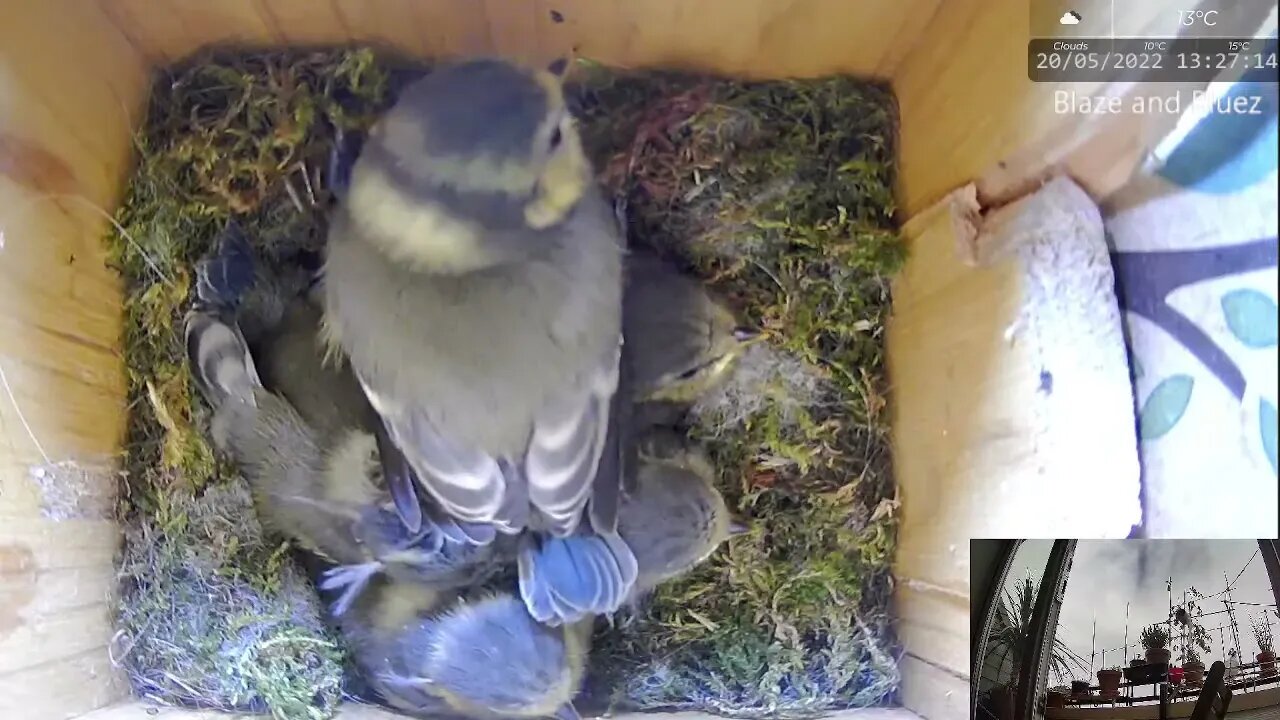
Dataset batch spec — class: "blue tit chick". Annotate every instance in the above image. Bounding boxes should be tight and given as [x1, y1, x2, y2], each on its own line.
[623, 249, 760, 407]
[322, 58, 636, 625]
[332, 578, 589, 720]
[185, 303, 504, 617]
[617, 428, 748, 596]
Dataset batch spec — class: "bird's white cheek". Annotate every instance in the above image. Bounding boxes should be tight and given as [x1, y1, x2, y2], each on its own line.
[349, 166, 488, 272]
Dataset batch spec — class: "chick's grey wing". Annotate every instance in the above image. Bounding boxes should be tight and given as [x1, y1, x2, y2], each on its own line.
[525, 342, 621, 537]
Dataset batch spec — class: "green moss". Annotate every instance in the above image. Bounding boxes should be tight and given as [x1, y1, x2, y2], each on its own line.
[109, 48, 393, 718]
[572, 67, 903, 715]
[107, 48, 901, 719]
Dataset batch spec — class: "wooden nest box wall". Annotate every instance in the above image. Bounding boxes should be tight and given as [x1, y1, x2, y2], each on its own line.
[0, 1, 1211, 718]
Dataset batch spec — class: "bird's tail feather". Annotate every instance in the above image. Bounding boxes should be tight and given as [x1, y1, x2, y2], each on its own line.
[194, 219, 320, 345]
[184, 310, 262, 410]
[195, 220, 257, 310]
[517, 532, 638, 626]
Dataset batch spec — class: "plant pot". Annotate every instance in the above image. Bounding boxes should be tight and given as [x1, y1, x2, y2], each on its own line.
[1184, 661, 1205, 687]
[1047, 690, 1068, 708]
[990, 684, 1016, 720]
[1071, 680, 1091, 700]
[1146, 647, 1171, 664]
[1125, 662, 1166, 684]
[1259, 651, 1277, 677]
[1131, 658, 1146, 666]
[1097, 669, 1123, 698]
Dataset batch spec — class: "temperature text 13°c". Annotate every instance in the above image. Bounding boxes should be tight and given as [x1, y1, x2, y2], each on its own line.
[1178, 10, 1219, 26]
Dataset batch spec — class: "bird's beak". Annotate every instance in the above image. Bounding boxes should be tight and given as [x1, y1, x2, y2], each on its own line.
[732, 326, 764, 344]
[547, 57, 569, 78]
[552, 702, 582, 720]
[728, 518, 752, 536]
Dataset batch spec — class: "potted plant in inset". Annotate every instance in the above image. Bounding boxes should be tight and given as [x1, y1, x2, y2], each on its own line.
[1140, 623, 1172, 665]
[988, 685, 1015, 720]
[1174, 597, 1212, 688]
[1047, 686, 1070, 708]
[1254, 617, 1276, 677]
[985, 576, 1088, 705]
[1183, 646, 1205, 687]
[1097, 667, 1122, 698]
[1126, 653, 1157, 681]
[1070, 679, 1091, 700]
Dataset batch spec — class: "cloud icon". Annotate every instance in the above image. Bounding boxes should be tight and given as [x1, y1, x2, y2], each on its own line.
[1059, 11, 1082, 25]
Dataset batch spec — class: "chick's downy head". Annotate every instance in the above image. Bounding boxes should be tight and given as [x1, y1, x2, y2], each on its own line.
[410, 593, 585, 719]
[618, 432, 743, 592]
[624, 254, 760, 404]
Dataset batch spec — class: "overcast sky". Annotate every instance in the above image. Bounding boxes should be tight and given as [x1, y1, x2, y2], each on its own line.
[1003, 540, 1277, 678]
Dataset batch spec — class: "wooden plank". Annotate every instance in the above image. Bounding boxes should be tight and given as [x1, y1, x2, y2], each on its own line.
[0, 3, 147, 203]
[76, 702, 410, 720]
[79, 699, 928, 719]
[0, 646, 126, 720]
[7, 565, 117, 620]
[536, 0, 923, 77]
[0, 519, 119, 571]
[99, 0, 280, 61]
[896, 584, 969, 680]
[0, 347, 125, 470]
[0, 602, 116, 675]
[0, 1, 142, 510]
[406, 0, 495, 59]
[113, 0, 942, 74]
[98, 1, 195, 66]
[323, 0, 439, 57]
[899, 655, 968, 720]
[888, 190, 1032, 550]
[482, 0, 541, 62]
[257, 0, 350, 48]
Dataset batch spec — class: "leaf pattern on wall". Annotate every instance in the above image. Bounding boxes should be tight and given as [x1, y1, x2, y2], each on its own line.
[1261, 397, 1278, 475]
[1221, 288, 1279, 349]
[1139, 375, 1195, 441]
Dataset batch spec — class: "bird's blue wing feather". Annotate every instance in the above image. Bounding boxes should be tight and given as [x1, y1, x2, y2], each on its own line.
[517, 532, 638, 625]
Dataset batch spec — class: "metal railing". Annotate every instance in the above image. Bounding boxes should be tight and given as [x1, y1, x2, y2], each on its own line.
[1059, 658, 1280, 706]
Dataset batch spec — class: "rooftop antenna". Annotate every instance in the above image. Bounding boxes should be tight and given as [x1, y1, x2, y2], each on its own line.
[1124, 602, 1130, 667]
[1091, 616, 1098, 675]
[1224, 571, 1243, 655]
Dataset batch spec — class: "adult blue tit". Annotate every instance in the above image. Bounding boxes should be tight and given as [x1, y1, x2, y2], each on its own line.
[333, 580, 589, 720]
[322, 58, 635, 624]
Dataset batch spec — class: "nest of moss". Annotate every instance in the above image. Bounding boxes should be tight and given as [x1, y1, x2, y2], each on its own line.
[107, 47, 903, 719]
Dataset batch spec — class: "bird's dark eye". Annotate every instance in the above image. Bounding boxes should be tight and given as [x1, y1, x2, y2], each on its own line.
[549, 127, 563, 149]
[677, 365, 702, 381]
